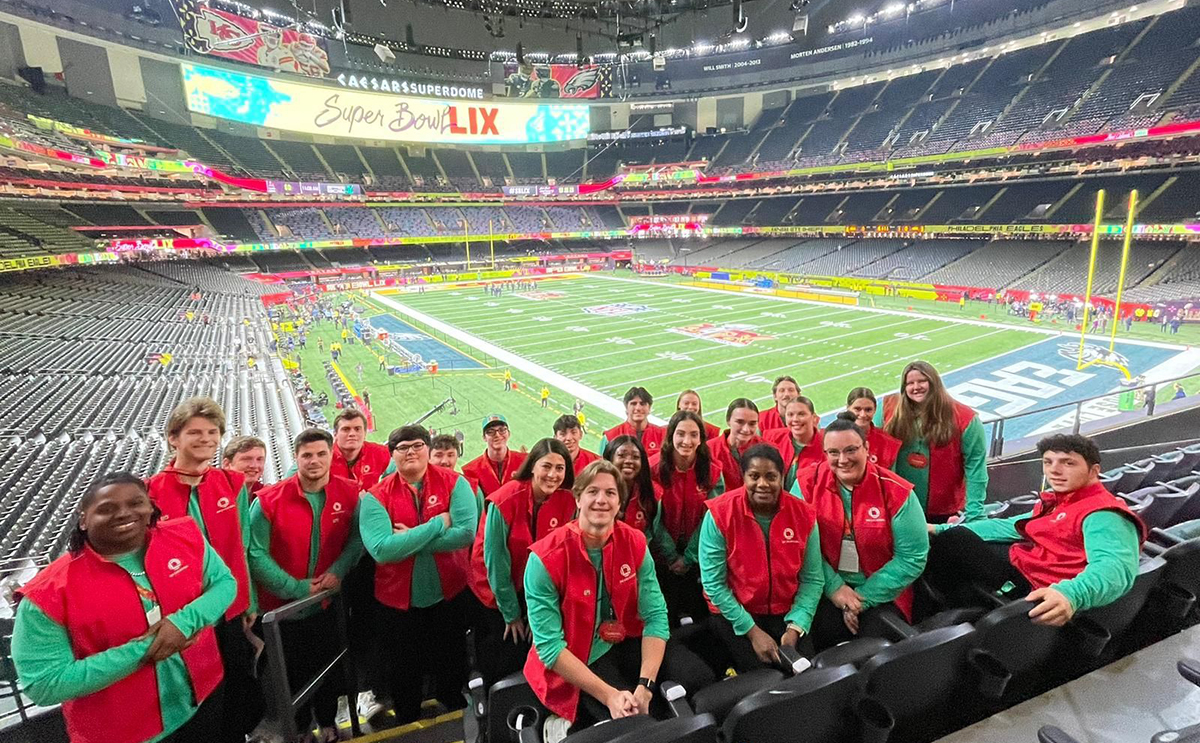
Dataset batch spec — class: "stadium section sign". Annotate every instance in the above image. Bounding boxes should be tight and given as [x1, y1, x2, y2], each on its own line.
[182, 64, 589, 145]
[175, 1, 330, 78]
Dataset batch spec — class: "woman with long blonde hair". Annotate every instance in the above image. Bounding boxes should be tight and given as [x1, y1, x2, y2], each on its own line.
[882, 361, 988, 525]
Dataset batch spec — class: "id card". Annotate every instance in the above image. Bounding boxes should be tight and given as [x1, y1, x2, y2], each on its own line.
[145, 604, 162, 625]
[839, 537, 860, 574]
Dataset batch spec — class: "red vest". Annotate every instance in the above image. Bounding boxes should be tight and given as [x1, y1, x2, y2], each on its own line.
[524, 521, 647, 722]
[757, 406, 786, 433]
[572, 448, 601, 476]
[248, 480, 265, 499]
[147, 466, 250, 620]
[462, 449, 528, 497]
[254, 474, 361, 611]
[703, 421, 722, 442]
[1010, 481, 1146, 590]
[468, 479, 576, 609]
[797, 462, 916, 619]
[707, 431, 763, 492]
[603, 421, 666, 455]
[763, 427, 824, 478]
[331, 441, 391, 490]
[621, 479, 663, 534]
[17, 519, 224, 743]
[706, 487, 817, 617]
[866, 425, 902, 470]
[369, 465, 470, 610]
[650, 453, 721, 548]
[882, 396, 977, 516]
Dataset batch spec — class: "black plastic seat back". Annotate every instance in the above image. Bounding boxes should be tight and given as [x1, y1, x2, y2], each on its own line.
[1166, 483, 1200, 526]
[973, 599, 1062, 697]
[1077, 556, 1165, 640]
[566, 714, 719, 743]
[811, 637, 891, 669]
[488, 672, 544, 743]
[722, 664, 860, 743]
[564, 716, 656, 743]
[1133, 487, 1193, 530]
[1112, 459, 1155, 495]
[1158, 446, 1200, 482]
[859, 624, 976, 738]
[691, 668, 783, 724]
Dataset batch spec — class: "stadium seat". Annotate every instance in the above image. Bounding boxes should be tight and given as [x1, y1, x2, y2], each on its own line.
[564, 714, 719, 743]
[1062, 556, 1167, 665]
[485, 673, 546, 743]
[811, 637, 893, 669]
[671, 669, 785, 724]
[858, 623, 978, 740]
[970, 600, 1063, 702]
[1105, 458, 1157, 495]
[721, 664, 872, 743]
[1152, 444, 1200, 482]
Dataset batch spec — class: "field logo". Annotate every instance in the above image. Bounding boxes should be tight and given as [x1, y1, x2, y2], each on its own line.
[583, 302, 650, 316]
[517, 291, 567, 301]
[1058, 343, 1130, 369]
[669, 323, 775, 347]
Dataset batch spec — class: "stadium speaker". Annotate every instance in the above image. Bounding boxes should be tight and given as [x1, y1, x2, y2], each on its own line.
[576, 33, 583, 66]
[405, 23, 415, 46]
[733, 0, 748, 33]
[648, 32, 657, 55]
[18, 66, 45, 94]
[374, 43, 396, 62]
[516, 41, 525, 66]
[652, 55, 666, 71]
[793, 14, 809, 33]
[342, 0, 352, 24]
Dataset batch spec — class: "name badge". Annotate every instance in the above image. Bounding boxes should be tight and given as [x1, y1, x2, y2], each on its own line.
[146, 604, 162, 625]
[839, 537, 860, 574]
[598, 620, 626, 644]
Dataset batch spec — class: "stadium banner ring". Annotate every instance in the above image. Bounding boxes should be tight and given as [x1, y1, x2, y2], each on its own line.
[181, 63, 589, 145]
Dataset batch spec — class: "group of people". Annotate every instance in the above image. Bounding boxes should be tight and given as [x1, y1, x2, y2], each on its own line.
[11, 359, 1147, 743]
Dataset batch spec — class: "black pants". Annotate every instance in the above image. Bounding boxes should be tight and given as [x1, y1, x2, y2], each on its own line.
[710, 613, 815, 673]
[655, 563, 707, 626]
[926, 527, 1032, 607]
[467, 596, 530, 690]
[214, 617, 261, 742]
[574, 637, 715, 731]
[809, 598, 907, 652]
[343, 555, 383, 694]
[162, 683, 224, 743]
[278, 608, 344, 731]
[377, 590, 470, 724]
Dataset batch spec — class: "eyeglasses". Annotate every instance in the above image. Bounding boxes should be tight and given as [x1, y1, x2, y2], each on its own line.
[484, 426, 509, 437]
[394, 441, 427, 455]
[824, 445, 862, 459]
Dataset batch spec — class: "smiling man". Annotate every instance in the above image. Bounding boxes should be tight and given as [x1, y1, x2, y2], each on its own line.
[223, 435, 268, 497]
[331, 408, 393, 490]
[926, 433, 1145, 626]
[463, 414, 527, 497]
[554, 414, 600, 475]
[601, 387, 666, 455]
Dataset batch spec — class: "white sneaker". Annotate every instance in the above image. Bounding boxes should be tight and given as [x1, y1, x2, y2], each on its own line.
[334, 696, 351, 727]
[543, 714, 571, 743]
[357, 690, 385, 720]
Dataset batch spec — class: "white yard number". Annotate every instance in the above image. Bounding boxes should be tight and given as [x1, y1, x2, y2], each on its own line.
[637, 293, 653, 298]
[713, 304, 734, 310]
[671, 298, 691, 304]
[506, 309, 523, 314]
[467, 296, 479, 302]
[894, 332, 931, 341]
[606, 336, 635, 345]
[485, 302, 499, 307]
[656, 351, 693, 362]
[820, 321, 852, 329]
[533, 315, 553, 323]
[761, 312, 786, 319]
[566, 325, 591, 333]
[727, 371, 772, 384]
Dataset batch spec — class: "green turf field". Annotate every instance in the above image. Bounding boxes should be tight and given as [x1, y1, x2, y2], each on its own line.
[287, 272, 1197, 461]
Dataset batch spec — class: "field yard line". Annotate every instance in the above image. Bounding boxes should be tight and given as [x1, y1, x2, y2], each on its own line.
[370, 292, 668, 425]
[597, 312, 940, 387]
[593, 274, 1190, 351]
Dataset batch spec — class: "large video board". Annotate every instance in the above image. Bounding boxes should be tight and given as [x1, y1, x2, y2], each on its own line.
[182, 63, 589, 145]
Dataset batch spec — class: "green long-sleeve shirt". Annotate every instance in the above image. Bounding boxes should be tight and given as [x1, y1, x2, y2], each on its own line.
[949, 510, 1140, 613]
[483, 495, 571, 624]
[649, 474, 726, 567]
[248, 489, 364, 618]
[186, 482, 258, 616]
[358, 474, 477, 609]
[525, 545, 669, 669]
[790, 480, 929, 610]
[13, 541, 235, 742]
[698, 512, 823, 634]
[892, 417, 988, 523]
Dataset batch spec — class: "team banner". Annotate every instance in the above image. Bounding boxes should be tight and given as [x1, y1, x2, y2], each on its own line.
[175, 1, 330, 78]
[182, 64, 589, 145]
[504, 64, 614, 99]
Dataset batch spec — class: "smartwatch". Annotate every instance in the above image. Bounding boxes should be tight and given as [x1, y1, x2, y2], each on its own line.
[637, 677, 656, 692]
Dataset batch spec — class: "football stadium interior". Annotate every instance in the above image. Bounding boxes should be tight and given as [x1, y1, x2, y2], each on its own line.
[2, 0, 1200, 741]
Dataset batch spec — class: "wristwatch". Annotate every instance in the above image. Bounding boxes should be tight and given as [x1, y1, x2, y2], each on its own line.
[637, 677, 656, 692]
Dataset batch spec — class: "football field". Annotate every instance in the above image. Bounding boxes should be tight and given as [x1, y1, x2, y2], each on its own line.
[312, 273, 1200, 460]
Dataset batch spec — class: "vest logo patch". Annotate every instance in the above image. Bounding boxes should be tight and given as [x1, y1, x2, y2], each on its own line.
[549, 518, 559, 528]
[867, 506, 883, 520]
[216, 496, 235, 513]
[427, 495, 439, 506]
[362, 464, 372, 474]
[619, 563, 635, 583]
[783, 527, 795, 540]
[333, 501, 344, 512]
[1054, 512, 1067, 521]
[167, 557, 189, 577]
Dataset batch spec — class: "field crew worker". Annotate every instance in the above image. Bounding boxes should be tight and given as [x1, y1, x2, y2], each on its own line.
[846, 387, 901, 470]
[463, 414, 528, 497]
[708, 398, 764, 492]
[14, 473, 235, 743]
[601, 387, 666, 455]
[248, 429, 363, 739]
[146, 397, 258, 743]
[330, 408, 392, 490]
[925, 434, 1144, 626]
[222, 436, 268, 499]
[793, 413, 928, 651]
[604, 434, 662, 534]
[524, 460, 714, 734]
[756, 375, 801, 434]
[554, 414, 600, 475]
[649, 411, 724, 623]
[762, 396, 824, 491]
[882, 361, 988, 525]
[361, 424, 478, 723]
[700, 445, 823, 671]
[468, 439, 575, 688]
[675, 389, 721, 441]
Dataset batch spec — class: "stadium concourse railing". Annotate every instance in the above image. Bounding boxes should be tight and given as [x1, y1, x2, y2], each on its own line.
[981, 371, 1200, 458]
